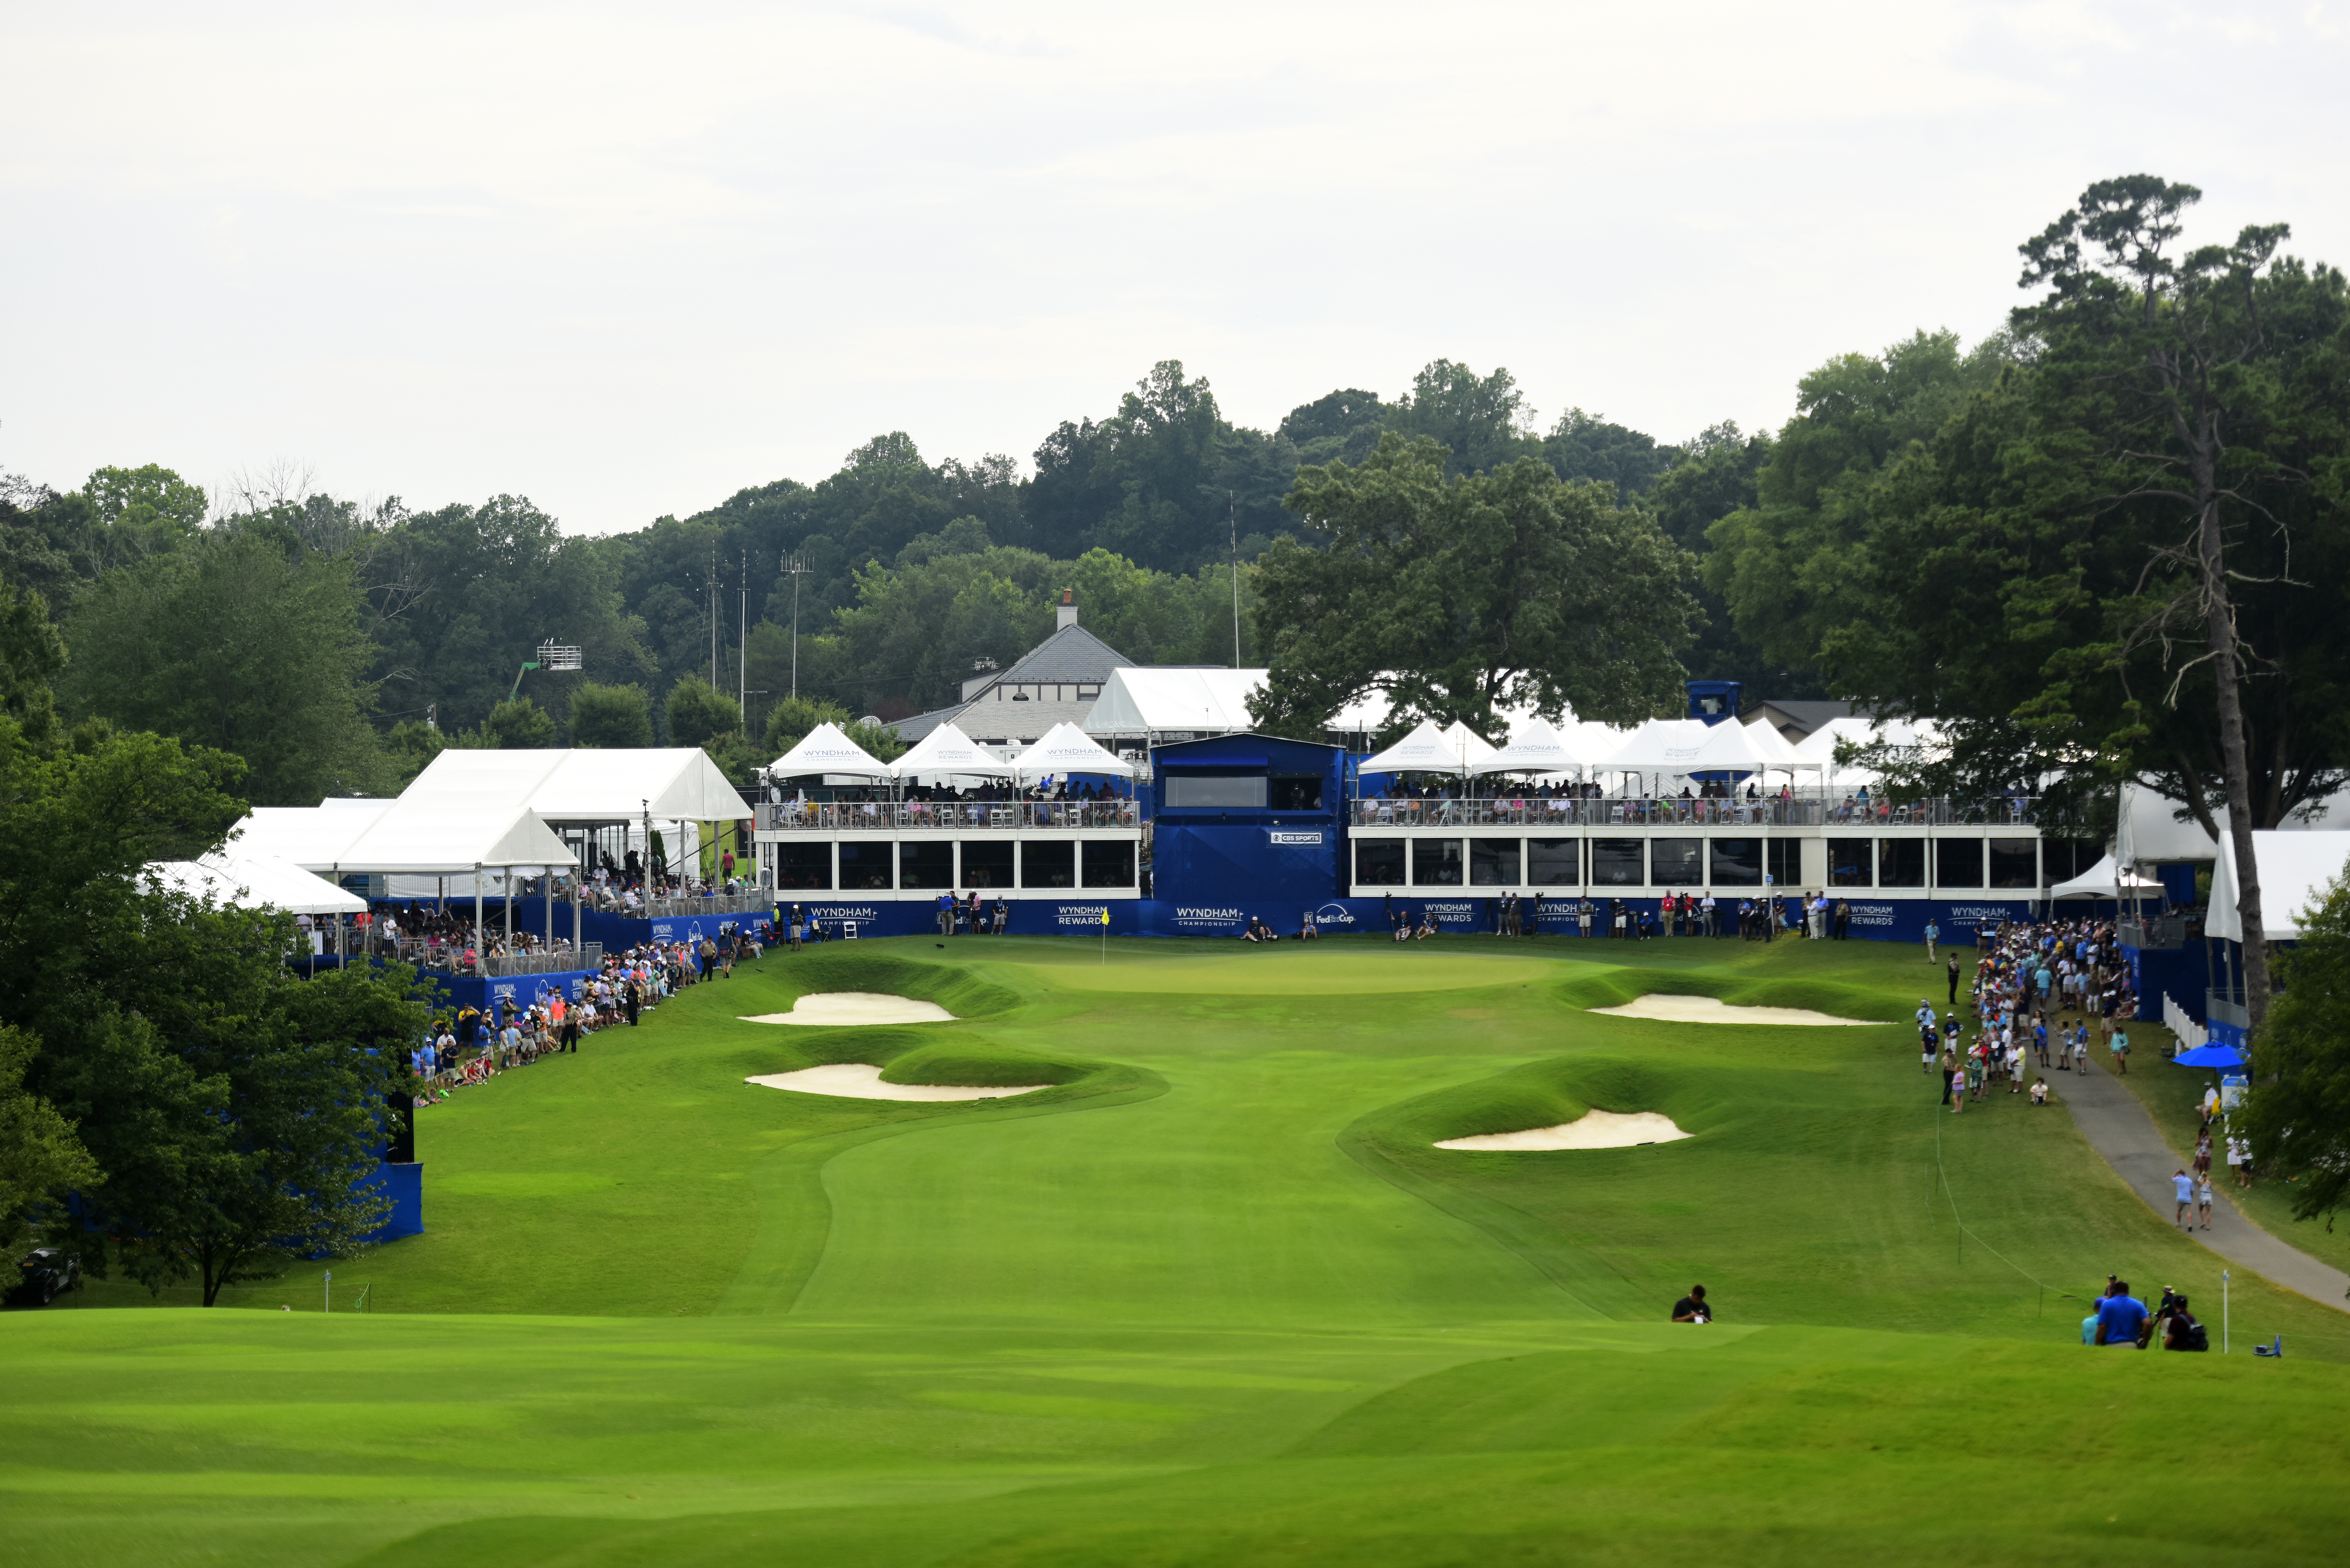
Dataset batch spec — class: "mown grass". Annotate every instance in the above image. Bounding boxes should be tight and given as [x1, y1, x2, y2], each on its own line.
[10, 931, 2349, 1565]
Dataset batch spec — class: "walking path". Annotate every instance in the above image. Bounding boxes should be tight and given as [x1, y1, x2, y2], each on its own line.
[2058, 1054, 2350, 1314]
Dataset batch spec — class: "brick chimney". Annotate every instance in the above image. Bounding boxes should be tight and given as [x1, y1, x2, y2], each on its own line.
[1056, 588, 1078, 630]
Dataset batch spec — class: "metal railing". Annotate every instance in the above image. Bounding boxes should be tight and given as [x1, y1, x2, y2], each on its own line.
[638, 892, 769, 918]
[2206, 987, 2249, 1030]
[480, 945, 602, 977]
[2119, 917, 2189, 950]
[1346, 795, 2046, 829]
[757, 801, 1141, 832]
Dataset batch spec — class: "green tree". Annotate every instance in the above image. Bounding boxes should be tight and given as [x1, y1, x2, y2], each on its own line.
[1702, 330, 2011, 672]
[1641, 424, 1810, 693]
[0, 1025, 100, 1259]
[56, 528, 387, 804]
[570, 681, 653, 748]
[0, 572, 65, 742]
[84, 464, 210, 564]
[485, 696, 557, 749]
[1387, 360, 1540, 478]
[0, 708, 422, 1302]
[2242, 868, 2350, 1226]
[1541, 410, 1678, 496]
[762, 694, 852, 753]
[664, 675, 741, 751]
[1252, 434, 1700, 737]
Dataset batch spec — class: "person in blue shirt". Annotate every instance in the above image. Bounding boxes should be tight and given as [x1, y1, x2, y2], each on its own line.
[2094, 1279, 2150, 1346]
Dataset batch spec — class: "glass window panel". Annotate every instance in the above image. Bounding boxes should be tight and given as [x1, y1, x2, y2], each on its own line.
[1878, 838, 1926, 888]
[1081, 840, 1136, 887]
[1020, 840, 1076, 888]
[1355, 839, 1405, 886]
[1769, 839, 1799, 890]
[1651, 838, 1703, 886]
[1989, 838, 2038, 888]
[1709, 838, 1763, 886]
[898, 840, 954, 889]
[1591, 838, 1645, 886]
[1935, 838, 1984, 888]
[1470, 838, 1521, 886]
[838, 841, 894, 891]
[1526, 838, 1580, 886]
[1412, 838, 1465, 886]
[1164, 774, 1267, 808]
[1827, 838, 1873, 887]
[960, 840, 1014, 889]
[773, 842, 831, 891]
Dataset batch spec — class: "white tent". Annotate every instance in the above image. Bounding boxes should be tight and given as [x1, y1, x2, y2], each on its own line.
[1082, 668, 1264, 735]
[770, 722, 893, 779]
[1081, 667, 1395, 740]
[1359, 719, 1474, 776]
[1012, 722, 1136, 782]
[2050, 854, 2166, 901]
[889, 722, 1017, 780]
[400, 747, 744, 825]
[1594, 718, 1718, 774]
[1472, 716, 1587, 777]
[316, 801, 576, 876]
[230, 802, 389, 865]
[144, 852, 367, 915]
[1440, 721, 1499, 767]
[2209, 831, 2350, 943]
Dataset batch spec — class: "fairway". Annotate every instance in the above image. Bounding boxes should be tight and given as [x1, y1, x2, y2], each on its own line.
[9, 935, 2350, 1565]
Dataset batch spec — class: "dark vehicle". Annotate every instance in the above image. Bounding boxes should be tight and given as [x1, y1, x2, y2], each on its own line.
[9, 1247, 80, 1306]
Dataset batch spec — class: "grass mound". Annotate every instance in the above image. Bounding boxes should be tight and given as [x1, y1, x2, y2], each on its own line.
[761, 946, 1022, 1018]
[1556, 962, 1899, 1022]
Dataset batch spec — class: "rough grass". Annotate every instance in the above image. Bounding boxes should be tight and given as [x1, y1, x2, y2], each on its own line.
[12, 932, 2350, 1566]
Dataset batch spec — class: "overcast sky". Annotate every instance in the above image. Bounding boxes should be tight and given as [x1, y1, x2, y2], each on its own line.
[4, 1, 2346, 534]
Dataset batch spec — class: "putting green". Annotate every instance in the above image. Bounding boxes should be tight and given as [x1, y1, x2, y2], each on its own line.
[9, 936, 2350, 1565]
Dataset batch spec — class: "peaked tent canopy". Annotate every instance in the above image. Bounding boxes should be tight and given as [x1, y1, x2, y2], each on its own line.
[1080, 667, 1394, 740]
[2208, 831, 2350, 944]
[1472, 716, 1587, 776]
[1012, 723, 1136, 781]
[890, 723, 1017, 780]
[1440, 721, 1500, 767]
[1359, 719, 1475, 776]
[400, 747, 744, 825]
[144, 852, 368, 915]
[313, 802, 576, 876]
[2050, 855, 2166, 900]
[770, 723, 893, 780]
[229, 802, 390, 866]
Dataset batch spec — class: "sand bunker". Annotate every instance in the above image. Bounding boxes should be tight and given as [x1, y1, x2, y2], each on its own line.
[739, 992, 956, 1026]
[1437, 1109, 1693, 1152]
[744, 1063, 1048, 1102]
[1591, 993, 1882, 1027]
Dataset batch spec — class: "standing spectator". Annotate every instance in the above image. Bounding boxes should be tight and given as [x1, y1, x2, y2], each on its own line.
[2172, 1169, 2196, 1229]
[1924, 918, 1940, 962]
[2195, 1172, 2215, 1230]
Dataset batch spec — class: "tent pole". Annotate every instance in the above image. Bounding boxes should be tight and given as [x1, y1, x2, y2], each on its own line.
[572, 867, 581, 955]
[504, 872, 513, 951]
[474, 865, 484, 973]
[546, 865, 554, 950]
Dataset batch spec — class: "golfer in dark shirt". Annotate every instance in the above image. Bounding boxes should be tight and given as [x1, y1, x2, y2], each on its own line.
[1672, 1285, 1712, 1322]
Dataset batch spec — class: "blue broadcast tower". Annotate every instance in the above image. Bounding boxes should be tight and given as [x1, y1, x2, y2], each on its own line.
[1685, 680, 1744, 726]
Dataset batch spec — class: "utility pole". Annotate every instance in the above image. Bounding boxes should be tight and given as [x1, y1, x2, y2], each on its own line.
[1229, 490, 1240, 667]
[738, 549, 749, 727]
[708, 554, 719, 690]
[781, 553, 812, 699]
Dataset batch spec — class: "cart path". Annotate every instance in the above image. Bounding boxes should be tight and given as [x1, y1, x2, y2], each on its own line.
[2058, 1053, 2350, 1313]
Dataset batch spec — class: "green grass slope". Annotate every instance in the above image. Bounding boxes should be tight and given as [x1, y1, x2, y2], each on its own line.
[9, 933, 2349, 1566]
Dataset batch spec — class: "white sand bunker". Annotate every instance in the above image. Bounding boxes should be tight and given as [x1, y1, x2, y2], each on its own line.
[744, 1063, 1049, 1102]
[1437, 1109, 1693, 1152]
[739, 992, 956, 1026]
[1591, 993, 1882, 1027]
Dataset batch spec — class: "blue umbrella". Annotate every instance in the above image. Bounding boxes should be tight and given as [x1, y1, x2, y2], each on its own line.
[2173, 1044, 2246, 1069]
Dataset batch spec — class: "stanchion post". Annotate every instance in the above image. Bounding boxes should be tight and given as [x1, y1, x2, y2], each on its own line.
[323, 1269, 331, 1313]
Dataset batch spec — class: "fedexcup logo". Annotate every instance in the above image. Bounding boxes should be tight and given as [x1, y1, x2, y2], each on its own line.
[1313, 903, 1356, 925]
[1269, 830, 1324, 845]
